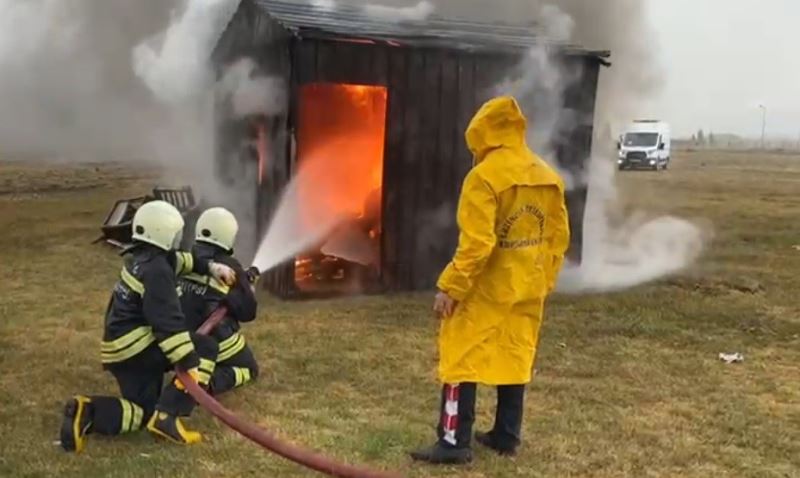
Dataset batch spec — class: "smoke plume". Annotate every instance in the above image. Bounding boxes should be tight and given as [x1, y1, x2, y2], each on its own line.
[133, 0, 241, 104]
[0, 0, 173, 160]
[492, 3, 580, 188]
[557, 158, 707, 293]
[220, 58, 287, 119]
[488, 0, 706, 293]
[0, 0, 286, 261]
[360, 0, 704, 292]
[0, 0, 706, 290]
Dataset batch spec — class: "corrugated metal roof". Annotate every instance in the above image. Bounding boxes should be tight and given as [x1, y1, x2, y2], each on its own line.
[253, 0, 608, 56]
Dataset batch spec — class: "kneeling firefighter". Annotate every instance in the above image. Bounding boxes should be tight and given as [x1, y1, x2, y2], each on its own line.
[411, 97, 571, 464]
[60, 201, 237, 453]
[177, 207, 260, 398]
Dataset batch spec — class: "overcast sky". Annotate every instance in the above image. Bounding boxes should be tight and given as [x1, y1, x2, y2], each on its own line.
[364, 0, 800, 139]
[646, 0, 800, 139]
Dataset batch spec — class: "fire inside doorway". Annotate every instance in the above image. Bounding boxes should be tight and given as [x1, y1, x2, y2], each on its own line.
[293, 84, 387, 294]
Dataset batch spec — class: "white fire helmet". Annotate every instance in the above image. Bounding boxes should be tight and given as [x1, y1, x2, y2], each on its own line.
[195, 207, 239, 252]
[132, 200, 185, 251]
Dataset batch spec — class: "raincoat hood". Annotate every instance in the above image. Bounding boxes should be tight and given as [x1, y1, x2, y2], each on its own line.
[465, 96, 527, 164]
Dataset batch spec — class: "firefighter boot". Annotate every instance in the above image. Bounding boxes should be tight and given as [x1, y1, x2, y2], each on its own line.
[60, 396, 93, 453]
[146, 411, 202, 444]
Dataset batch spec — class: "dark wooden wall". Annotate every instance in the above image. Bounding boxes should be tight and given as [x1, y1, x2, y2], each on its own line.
[288, 40, 514, 291]
[380, 48, 520, 291]
[213, 2, 604, 297]
[556, 57, 601, 263]
[211, 3, 294, 295]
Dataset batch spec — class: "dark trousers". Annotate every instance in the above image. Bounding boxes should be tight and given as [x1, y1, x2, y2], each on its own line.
[436, 383, 525, 450]
[171, 344, 260, 417]
[209, 344, 259, 396]
[90, 334, 218, 435]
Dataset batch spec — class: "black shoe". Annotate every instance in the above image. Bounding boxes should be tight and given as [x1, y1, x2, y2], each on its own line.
[475, 431, 517, 456]
[60, 396, 93, 453]
[410, 442, 473, 465]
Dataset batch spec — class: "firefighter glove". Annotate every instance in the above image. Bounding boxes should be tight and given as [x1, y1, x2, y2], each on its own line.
[174, 367, 201, 392]
[209, 261, 236, 286]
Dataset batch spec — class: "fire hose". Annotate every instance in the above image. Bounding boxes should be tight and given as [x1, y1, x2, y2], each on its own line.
[175, 270, 403, 478]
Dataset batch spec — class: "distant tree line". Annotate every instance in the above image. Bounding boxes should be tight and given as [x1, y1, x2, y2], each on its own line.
[678, 129, 800, 152]
[691, 129, 717, 146]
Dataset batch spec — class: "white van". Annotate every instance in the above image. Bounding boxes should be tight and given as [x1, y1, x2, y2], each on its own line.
[617, 120, 671, 171]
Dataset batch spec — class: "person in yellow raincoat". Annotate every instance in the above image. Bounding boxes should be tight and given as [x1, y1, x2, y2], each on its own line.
[411, 96, 570, 465]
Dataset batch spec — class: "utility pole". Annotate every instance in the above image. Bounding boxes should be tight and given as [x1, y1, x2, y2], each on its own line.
[758, 104, 767, 150]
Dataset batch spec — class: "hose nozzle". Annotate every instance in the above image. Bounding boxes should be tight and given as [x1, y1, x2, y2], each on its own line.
[246, 266, 261, 285]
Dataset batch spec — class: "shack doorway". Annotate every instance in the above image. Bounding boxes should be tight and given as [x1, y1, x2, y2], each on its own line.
[293, 83, 388, 295]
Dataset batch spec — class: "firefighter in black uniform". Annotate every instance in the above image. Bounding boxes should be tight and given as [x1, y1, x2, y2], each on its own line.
[177, 207, 260, 397]
[59, 200, 237, 453]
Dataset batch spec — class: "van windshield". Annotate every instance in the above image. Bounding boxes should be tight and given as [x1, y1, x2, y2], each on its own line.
[624, 133, 659, 147]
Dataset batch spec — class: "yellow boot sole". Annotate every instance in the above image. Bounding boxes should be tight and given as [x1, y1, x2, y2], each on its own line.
[60, 396, 92, 453]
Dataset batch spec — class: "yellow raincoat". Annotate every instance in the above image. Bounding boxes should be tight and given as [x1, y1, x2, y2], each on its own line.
[437, 96, 570, 386]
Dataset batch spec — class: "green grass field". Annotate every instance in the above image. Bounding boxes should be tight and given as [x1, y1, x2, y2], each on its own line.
[1, 151, 799, 477]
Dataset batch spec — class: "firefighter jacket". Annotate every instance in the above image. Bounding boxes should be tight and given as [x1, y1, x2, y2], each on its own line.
[177, 243, 257, 363]
[101, 245, 211, 370]
[436, 96, 571, 385]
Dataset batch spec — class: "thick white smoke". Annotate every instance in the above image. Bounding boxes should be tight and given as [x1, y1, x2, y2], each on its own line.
[487, 0, 707, 293]
[132, 0, 290, 261]
[493, 3, 579, 188]
[133, 0, 242, 104]
[220, 58, 287, 119]
[557, 158, 707, 293]
[0, 0, 235, 168]
[1, 0, 706, 290]
[344, 1, 701, 291]
[0, 0, 172, 160]
[0, 0, 286, 261]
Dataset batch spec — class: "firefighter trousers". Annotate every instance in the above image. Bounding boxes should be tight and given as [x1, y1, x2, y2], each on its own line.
[172, 343, 259, 416]
[210, 343, 259, 396]
[89, 334, 218, 436]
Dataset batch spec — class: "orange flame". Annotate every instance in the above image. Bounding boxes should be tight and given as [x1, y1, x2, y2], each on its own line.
[294, 83, 387, 290]
[296, 83, 386, 230]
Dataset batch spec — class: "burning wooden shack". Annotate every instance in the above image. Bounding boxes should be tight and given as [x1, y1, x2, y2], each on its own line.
[212, 0, 610, 298]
